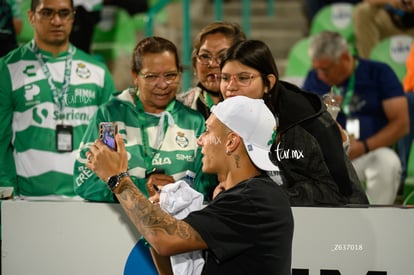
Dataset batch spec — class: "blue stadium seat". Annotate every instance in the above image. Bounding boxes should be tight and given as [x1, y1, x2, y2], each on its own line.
[124, 239, 158, 275]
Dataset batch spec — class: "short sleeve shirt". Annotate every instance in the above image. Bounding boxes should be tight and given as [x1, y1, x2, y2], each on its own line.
[303, 58, 404, 140]
[184, 175, 294, 275]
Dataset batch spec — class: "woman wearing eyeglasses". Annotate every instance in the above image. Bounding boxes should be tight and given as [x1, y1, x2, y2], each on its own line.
[74, 36, 218, 275]
[177, 21, 246, 119]
[73, 36, 217, 205]
[219, 39, 369, 206]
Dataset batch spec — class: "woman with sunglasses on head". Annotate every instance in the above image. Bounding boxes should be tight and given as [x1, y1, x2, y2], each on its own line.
[219, 39, 369, 206]
[177, 21, 246, 119]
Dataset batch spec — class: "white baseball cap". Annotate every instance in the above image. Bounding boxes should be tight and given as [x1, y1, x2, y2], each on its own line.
[211, 96, 278, 171]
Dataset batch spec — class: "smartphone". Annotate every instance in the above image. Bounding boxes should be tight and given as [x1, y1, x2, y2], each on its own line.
[99, 122, 117, 150]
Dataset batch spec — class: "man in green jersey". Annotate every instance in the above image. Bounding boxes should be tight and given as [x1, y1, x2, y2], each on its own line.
[0, 0, 115, 199]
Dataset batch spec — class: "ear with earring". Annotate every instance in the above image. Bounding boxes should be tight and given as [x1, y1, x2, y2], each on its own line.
[225, 134, 237, 155]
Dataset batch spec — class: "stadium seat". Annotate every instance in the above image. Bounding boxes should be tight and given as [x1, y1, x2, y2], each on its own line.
[17, 0, 34, 44]
[310, 2, 356, 54]
[91, 0, 169, 62]
[91, 7, 136, 62]
[369, 35, 413, 82]
[282, 37, 311, 87]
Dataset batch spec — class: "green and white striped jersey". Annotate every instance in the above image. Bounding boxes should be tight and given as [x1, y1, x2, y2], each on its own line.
[74, 88, 217, 203]
[0, 41, 115, 197]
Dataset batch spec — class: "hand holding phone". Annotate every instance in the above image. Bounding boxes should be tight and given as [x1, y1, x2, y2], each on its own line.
[99, 122, 118, 150]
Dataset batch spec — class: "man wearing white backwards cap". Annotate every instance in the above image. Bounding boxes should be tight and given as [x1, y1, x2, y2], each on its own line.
[211, 95, 278, 171]
[86, 95, 294, 275]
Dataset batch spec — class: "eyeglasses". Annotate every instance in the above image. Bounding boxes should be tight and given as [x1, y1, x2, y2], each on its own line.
[138, 71, 180, 85]
[36, 8, 75, 21]
[197, 53, 225, 65]
[219, 73, 261, 87]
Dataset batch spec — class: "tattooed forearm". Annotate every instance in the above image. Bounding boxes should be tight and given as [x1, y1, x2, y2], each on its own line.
[114, 178, 205, 252]
[117, 179, 179, 234]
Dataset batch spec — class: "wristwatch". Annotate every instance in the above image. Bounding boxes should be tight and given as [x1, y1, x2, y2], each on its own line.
[107, 171, 129, 191]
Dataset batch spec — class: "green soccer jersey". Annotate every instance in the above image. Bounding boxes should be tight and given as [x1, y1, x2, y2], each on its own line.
[0, 41, 115, 197]
[73, 88, 218, 203]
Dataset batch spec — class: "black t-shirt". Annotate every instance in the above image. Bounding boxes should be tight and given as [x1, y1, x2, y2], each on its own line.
[184, 175, 294, 275]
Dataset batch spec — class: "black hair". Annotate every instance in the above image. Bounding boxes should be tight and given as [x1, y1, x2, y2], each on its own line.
[31, 0, 74, 11]
[220, 40, 280, 112]
[131, 36, 182, 74]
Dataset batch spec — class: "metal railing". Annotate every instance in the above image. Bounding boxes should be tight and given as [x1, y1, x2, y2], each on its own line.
[144, 0, 276, 90]
[144, 0, 171, 37]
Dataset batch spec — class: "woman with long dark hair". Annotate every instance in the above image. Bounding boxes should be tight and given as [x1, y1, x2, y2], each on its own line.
[219, 39, 369, 206]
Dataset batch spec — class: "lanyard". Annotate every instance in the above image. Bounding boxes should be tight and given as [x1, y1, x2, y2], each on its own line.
[29, 40, 74, 117]
[204, 92, 215, 108]
[135, 94, 176, 170]
[332, 60, 358, 116]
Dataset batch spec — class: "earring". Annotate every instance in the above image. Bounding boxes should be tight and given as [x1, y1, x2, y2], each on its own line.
[225, 149, 231, 155]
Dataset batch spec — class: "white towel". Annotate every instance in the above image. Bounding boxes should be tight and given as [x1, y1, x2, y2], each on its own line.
[159, 180, 205, 275]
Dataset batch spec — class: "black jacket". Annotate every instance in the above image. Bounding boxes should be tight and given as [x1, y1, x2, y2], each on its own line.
[268, 81, 369, 206]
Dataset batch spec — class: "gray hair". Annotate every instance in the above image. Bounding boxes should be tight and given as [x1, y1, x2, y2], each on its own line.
[308, 31, 349, 61]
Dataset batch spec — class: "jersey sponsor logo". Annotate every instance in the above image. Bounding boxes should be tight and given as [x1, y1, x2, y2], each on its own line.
[74, 165, 95, 187]
[273, 142, 304, 161]
[23, 64, 36, 77]
[23, 84, 92, 123]
[175, 131, 189, 148]
[75, 62, 91, 79]
[32, 107, 48, 124]
[65, 88, 96, 105]
[152, 153, 172, 166]
[31, 108, 92, 124]
[176, 153, 194, 162]
[53, 109, 90, 121]
[24, 84, 41, 101]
